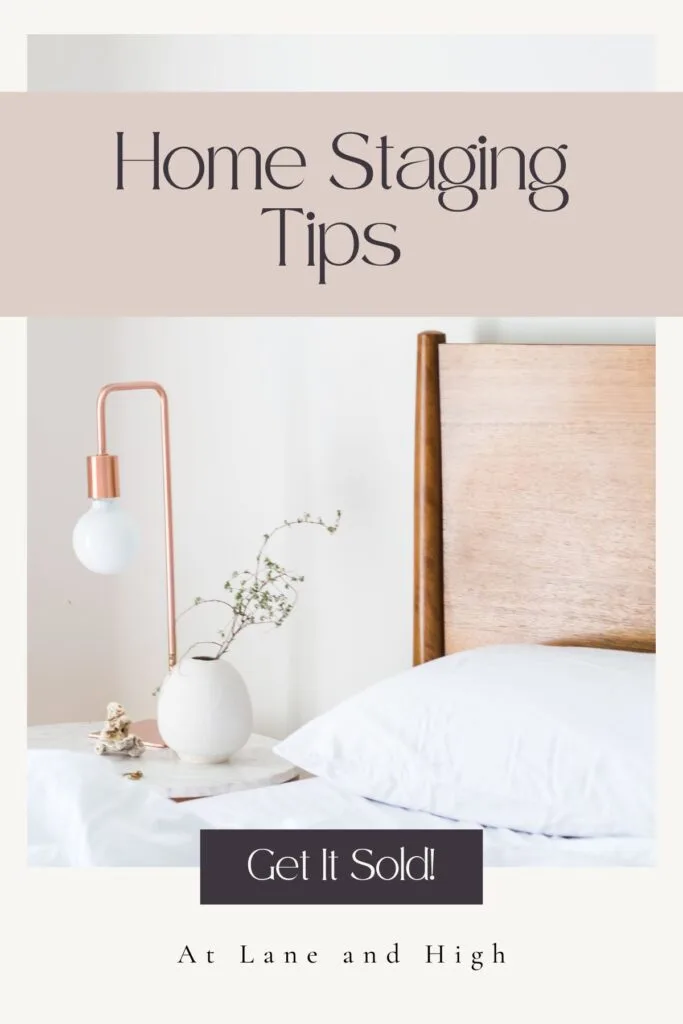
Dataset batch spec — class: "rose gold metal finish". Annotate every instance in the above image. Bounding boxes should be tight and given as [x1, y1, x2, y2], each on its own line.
[128, 719, 167, 748]
[86, 454, 120, 499]
[90, 382, 177, 670]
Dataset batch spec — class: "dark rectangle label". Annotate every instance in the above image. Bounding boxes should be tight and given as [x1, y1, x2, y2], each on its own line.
[200, 830, 483, 905]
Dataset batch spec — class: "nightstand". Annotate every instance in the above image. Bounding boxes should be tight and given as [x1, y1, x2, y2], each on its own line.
[27, 722, 298, 800]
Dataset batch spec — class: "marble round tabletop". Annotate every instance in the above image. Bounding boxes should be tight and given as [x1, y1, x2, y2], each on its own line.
[27, 722, 298, 800]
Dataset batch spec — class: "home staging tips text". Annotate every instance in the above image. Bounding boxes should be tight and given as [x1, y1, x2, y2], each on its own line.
[115, 131, 569, 283]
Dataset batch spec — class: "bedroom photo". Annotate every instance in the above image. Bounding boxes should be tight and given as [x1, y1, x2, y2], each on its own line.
[27, 317, 655, 868]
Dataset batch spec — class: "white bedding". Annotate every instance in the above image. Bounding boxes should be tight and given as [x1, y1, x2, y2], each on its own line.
[28, 752, 653, 867]
[194, 778, 654, 868]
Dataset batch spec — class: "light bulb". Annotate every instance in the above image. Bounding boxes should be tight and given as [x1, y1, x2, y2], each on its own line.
[72, 499, 139, 574]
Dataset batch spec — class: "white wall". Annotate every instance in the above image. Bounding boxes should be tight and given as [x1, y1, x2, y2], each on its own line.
[27, 35, 656, 735]
[28, 34, 655, 92]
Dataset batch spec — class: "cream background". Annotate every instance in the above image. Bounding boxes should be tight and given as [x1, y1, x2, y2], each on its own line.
[26, 33, 655, 732]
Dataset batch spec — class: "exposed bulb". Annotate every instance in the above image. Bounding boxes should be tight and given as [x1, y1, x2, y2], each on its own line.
[72, 499, 139, 574]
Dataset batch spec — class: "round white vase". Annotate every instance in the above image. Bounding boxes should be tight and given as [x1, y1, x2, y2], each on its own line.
[157, 656, 253, 764]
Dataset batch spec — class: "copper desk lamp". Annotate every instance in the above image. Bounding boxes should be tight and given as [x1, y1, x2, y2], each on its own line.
[72, 382, 175, 747]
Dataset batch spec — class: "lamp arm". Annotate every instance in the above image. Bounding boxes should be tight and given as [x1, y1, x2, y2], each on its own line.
[93, 382, 177, 670]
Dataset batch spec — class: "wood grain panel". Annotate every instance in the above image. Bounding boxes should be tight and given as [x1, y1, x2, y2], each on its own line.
[414, 341, 655, 661]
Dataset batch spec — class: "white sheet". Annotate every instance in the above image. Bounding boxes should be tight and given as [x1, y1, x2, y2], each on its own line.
[28, 750, 208, 867]
[28, 751, 653, 868]
[194, 778, 654, 868]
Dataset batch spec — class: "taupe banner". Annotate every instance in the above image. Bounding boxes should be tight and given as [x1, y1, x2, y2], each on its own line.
[0, 92, 681, 313]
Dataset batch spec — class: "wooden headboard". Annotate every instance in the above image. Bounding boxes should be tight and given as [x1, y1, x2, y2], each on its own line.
[413, 332, 655, 665]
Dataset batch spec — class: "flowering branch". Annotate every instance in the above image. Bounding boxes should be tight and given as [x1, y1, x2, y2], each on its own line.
[180, 510, 342, 660]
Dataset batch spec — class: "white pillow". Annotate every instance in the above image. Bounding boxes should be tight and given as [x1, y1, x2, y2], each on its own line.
[275, 644, 655, 838]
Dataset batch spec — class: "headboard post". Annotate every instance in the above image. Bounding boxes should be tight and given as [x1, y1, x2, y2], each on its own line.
[413, 331, 446, 666]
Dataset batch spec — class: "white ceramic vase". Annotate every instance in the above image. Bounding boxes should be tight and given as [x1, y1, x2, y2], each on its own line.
[157, 656, 253, 763]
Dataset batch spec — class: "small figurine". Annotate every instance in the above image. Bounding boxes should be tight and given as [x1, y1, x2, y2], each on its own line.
[94, 702, 145, 758]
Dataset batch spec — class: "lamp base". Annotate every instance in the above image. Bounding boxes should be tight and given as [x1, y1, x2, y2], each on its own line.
[87, 718, 168, 749]
[130, 719, 167, 748]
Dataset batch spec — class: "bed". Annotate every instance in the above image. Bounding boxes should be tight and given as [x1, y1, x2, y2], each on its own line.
[28, 334, 655, 867]
[197, 335, 655, 866]
[28, 750, 654, 867]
